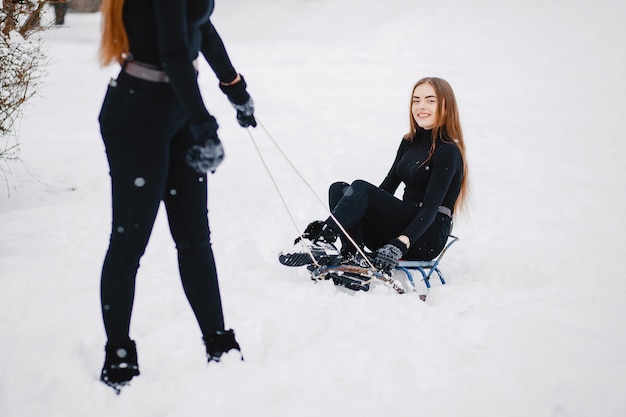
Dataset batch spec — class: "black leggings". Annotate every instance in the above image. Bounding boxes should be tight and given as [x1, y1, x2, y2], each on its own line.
[98, 72, 224, 344]
[327, 180, 451, 261]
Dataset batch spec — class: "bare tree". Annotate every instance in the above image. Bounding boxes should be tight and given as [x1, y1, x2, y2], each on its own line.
[1, 1, 49, 181]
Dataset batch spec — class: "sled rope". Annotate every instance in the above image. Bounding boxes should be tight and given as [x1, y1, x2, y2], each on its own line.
[244, 127, 300, 243]
[245, 125, 320, 267]
[247, 119, 378, 272]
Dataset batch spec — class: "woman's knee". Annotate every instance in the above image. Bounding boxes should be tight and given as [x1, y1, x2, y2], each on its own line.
[328, 181, 350, 207]
[329, 181, 349, 194]
[348, 179, 377, 196]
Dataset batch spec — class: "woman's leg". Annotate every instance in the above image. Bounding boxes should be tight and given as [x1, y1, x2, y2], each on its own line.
[99, 138, 168, 343]
[327, 180, 452, 260]
[98, 75, 179, 344]
[327, 180, 418, 250]
[328, 181, 364, 253]
[328, 181, 350, 209]
[327, 180, 453, 260]
[163, 126, 225, 337]
[403, 213, 452, 261]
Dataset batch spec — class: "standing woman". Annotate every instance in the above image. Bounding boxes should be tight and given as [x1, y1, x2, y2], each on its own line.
[280, 77, 468, 275]
[98, 0, 255, 392]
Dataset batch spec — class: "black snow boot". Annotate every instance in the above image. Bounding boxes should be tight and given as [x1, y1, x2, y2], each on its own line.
[203, 329, 243, 363]
[278, 239, 341, 267]
[100, 340, 140, 394]
[279, 220, 341, 267]
[295, 220, 338, 244]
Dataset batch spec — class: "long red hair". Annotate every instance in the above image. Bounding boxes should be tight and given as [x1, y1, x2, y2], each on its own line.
[99, 0, 128, 66]
[404, 77, 469, 212]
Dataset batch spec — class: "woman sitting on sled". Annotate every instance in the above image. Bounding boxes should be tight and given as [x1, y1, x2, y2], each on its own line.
[280, 77, 469, 275]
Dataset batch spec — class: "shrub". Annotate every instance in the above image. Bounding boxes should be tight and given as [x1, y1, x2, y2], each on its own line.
[1, 0, 49, 164]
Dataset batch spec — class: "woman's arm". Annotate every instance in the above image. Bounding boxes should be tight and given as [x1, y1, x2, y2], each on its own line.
[200, 21, 238, 84]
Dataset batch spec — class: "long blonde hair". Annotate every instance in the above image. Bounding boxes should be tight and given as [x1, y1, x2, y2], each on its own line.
[404, 77, 469, 212]
[99, 0, 128, 66]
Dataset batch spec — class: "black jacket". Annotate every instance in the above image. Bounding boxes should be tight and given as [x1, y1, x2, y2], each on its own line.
[123, 0, 232, 125]
[379, 129, 463, 241]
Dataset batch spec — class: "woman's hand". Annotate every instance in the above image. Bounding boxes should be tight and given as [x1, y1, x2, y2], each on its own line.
[185, 117, 225, 173]
[219, 74, 257, 128]
[374, 237, 410, 272]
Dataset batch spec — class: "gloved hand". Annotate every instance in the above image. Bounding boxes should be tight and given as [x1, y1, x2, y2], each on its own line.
[219, 74, 257, 128]
[186, 118, 225, 174]
[374, 238, 409, 272]
[294, 220, 338, 244]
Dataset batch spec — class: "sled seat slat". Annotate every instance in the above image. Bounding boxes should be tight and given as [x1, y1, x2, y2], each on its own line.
[396, 235, 459, 289]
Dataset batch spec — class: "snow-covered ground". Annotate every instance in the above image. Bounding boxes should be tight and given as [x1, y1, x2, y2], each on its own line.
[2, 1, 626, 416]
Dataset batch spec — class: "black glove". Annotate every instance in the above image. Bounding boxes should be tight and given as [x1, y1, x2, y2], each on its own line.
[186, 118, 225, 174]
[219, 74, 257, 128]
[294, 220, 338, 244]
[374, 238, 409, 272]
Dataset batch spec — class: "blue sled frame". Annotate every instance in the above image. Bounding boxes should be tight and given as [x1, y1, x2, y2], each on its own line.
[396, 235, 459, 289]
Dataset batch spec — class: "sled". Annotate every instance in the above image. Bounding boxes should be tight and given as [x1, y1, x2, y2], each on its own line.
[395, 235, 459, 290]
[285, 235, 460, 297]
[308, 263, 405, 294]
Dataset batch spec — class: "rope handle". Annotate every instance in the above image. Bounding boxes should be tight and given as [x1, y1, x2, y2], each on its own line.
[246, 118, 378, 271]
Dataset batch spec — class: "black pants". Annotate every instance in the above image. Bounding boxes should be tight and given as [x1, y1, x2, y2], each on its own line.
[98, 72, 224, 344]
[327, 180, 451, 261]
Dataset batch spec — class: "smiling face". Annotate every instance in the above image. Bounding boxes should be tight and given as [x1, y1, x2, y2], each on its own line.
[411, 83, 439, 130]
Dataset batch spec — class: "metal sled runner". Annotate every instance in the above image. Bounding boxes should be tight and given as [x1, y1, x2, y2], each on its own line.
[307, 235, 459, 295]
[396, 235, 459, 290]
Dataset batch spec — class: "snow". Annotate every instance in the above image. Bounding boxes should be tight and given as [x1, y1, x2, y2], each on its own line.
[2, 0, 626, 416]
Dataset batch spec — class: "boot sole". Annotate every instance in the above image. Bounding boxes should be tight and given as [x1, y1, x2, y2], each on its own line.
[279, 239, 341, 267]
[328, 272, 371, 292]
[278, 251, 341, 267]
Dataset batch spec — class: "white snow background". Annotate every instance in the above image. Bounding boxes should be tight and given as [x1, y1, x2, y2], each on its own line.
[2, 0, 626, 416]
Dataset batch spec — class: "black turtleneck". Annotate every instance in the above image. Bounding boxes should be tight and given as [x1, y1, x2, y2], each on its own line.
[379, 129, 463, 241]
[122, 0, 232, 125]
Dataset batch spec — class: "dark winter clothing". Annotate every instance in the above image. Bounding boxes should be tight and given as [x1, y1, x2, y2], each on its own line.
[327, 128, 463, 261]
[51, 0, 67, 25]
[99, 0, 236, 345]
[122, 0, 215, 127]
[200, 21, 237, 83]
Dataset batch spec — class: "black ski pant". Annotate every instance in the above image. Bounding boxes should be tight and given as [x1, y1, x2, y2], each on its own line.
[327, 180, 451, 261]
[98, 72, 224, 345]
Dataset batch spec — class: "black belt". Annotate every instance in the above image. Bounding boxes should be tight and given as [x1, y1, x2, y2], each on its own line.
[123, 59, 198, 83]
[437, 206, 453, 218]
[417, 202, 453, 218]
